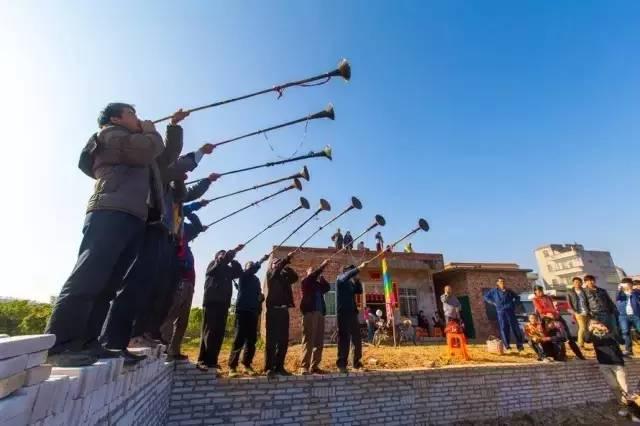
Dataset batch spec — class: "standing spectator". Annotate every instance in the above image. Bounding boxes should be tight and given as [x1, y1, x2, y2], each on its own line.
[196, 245, 244, 372]
[403, 243, 414, 253]
[365, 308, 376, 343]
[160, 201, 208, 361]
[343, 231, 354, 252]
[584, 275, 620, 342]
[45, 103, 169, 367]
[299, 260, 330, 375]
[336, 263, 366, 373]
[357, 241, 366, 251]
[331, 229, 344, 250]
[264, 255, 299, 377]
[567, 276, 590, 348]
[532, 286, 585, 359]
[441, 286, 461, 324]
[616, 278, 640, 357]
[633, 279, 640, 291]
[483, 277, 525, 352]
[375, 232, 384, 252]
[586, 319, 633, 418]
[228, 255, 269, 377]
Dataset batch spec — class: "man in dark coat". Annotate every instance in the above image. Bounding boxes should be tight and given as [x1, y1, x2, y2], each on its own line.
[331, 229, 344, 250]
[228, 255, 269, 377]
[264, 254, 298, 377]
[196, 244, 244, 372]
[299, 260, 330, 374]
[336, 262, 366, 373]
[584, 274, 621, 342]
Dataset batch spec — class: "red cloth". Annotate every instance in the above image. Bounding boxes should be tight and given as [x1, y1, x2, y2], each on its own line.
[533, 295, 559, 318]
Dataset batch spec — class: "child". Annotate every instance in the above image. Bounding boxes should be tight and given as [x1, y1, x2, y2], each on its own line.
[524, 314, 566, 362]
[586, 319, 636, 419]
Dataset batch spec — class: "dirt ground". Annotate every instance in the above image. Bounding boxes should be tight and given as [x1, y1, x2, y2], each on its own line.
[181, 339, 595, 374]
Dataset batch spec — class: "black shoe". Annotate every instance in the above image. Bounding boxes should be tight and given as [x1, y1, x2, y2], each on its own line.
[196, 362, 209, 372]
[265, 369, 277, 378]
[122, 349, 146, 365]
[47, 350, 98, 367]
[89, 344, 124, 359]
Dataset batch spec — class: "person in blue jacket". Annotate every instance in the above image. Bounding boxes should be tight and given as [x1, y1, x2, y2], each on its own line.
[483, 277, 524, 352]
[616, 278, 640, 357]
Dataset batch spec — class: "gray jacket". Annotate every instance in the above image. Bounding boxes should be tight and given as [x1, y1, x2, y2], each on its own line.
[86, 124, 183, 222]
[441, 293, 461, 319]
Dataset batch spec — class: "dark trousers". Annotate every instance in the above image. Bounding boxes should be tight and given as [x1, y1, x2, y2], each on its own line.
[228, 310, 259, 369]
[100, 226, 172, 349]
[336, 312, 362, 369]
[46, 211, 144, 354]
[556, 316, 585, 359]
[160, 279, 195, 356]
[265, 308, 289, 372]
[197, 302, 229, 367]
[618, 314, 640, 353]
[497, 309, 524, 350]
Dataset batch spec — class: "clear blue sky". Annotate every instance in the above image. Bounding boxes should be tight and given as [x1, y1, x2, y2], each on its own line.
[1, 1, 638, 305]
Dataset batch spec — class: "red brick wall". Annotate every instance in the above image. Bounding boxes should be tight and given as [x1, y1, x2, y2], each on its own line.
[434, 270, 531, 340]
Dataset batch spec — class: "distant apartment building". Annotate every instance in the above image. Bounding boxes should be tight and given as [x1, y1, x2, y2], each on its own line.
[534, 244, 620, 295]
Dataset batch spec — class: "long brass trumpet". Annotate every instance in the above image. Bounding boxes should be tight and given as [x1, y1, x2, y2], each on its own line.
[358, 218, 430, 267]
[205, 179, 303, 227]
[153, 59, 351, 123]
[242, 197, 311, 247]
[272, 199, 331, 253]
[186, 146, 331, 184]
[290, 196, 362, 256]
[204, 166, 309, 203]
[210, 105, 334, 149]
[326, 215, 387, 262]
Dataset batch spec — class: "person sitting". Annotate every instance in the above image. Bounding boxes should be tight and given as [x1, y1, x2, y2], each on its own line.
[524, 314, 566, 362]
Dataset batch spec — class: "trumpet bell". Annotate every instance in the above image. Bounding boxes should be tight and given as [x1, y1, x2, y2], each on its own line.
[351, 196, 363, 210]
[293, 178, 303, 191]
[299, 197, 310, 210]
[333, 58, 351, 81]
[324, 104, 335, 120]
[322, 145, 332, 161]
[375, 215, 386, 226]
[418, 218, 430, 232]
[300, 165, 310, 181]
[319, 198, 331, 212]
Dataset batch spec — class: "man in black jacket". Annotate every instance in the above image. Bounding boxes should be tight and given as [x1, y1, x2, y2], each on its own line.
[264, 254, 298, 377]
[299, 260, 330, 374]
[228, 255, 269, 377]
[196, 244, 244, 372]
[336, 263, 366, 374]
[584, 275, 621, 342]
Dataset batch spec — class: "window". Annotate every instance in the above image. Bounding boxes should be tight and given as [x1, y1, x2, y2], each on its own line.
[547, 265, 554, 272]
[324, 283, 336, 316]
[543, 250, 549, 258]
[399, 288, 418, 317]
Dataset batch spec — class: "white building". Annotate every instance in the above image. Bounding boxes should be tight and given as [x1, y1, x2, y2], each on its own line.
[534, 244, 620, 295]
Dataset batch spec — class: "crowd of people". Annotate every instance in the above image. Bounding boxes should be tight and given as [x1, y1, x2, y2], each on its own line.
[44, 103, 375, 378]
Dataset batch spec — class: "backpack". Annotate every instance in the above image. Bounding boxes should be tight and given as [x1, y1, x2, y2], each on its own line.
[78, 133, 99, 178]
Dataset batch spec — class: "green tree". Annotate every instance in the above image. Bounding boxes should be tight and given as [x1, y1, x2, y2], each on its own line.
[0, 299, 52, 336]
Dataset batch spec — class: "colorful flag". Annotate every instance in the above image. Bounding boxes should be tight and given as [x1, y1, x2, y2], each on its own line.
[381, 255, 395, 319]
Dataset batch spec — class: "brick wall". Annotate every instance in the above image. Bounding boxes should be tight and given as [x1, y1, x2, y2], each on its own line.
[434, 270, 531, 339]
[262, 247, 443, 342]
[168, 359, 640, 425]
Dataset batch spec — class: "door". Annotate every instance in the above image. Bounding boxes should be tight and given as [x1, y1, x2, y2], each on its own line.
[458, 295, 475, 339]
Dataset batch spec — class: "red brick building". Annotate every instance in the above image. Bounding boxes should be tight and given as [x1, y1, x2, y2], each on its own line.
[261, 246, 444, 342]
[433, 262, 532, 340]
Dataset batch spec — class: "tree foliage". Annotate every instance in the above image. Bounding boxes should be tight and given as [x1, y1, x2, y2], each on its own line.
[0, 299, 52, 336]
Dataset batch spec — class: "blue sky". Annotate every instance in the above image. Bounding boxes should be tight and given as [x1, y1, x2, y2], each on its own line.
[1, 1, 638, 305]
